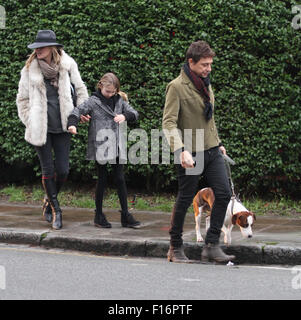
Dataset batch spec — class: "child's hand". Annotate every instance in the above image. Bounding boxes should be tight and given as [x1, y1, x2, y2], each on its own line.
[80, 114, 91, 123]
[68, 126, 77, 134]
[114, 114, 126, 124]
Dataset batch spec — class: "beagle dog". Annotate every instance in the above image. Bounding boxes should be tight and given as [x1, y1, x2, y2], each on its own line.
[193, 187, 256, 244]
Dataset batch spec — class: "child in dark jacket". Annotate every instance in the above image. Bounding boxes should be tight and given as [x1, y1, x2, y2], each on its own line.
[67, 72, 140, 228]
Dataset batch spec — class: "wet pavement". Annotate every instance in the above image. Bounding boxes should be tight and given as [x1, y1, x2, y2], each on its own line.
[0, 202, 301, 265]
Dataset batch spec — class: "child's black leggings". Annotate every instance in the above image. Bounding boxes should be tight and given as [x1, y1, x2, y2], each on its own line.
[95, 161, 128, 214]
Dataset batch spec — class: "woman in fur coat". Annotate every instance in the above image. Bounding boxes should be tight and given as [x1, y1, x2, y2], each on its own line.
[16, 30, 89, 230]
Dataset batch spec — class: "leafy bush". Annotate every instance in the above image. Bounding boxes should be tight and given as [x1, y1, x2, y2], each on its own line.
[0, 0, 300, 198]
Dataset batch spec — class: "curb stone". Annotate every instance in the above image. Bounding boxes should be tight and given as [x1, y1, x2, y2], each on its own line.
[0, 228, 48, 246]
[145, 241, 170, 258]
[0, 229, 301, 265]
[263, 245, 301, 265]
[41, 234, 147, 257]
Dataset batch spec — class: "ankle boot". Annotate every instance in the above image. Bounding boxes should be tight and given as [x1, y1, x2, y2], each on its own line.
[42, 178, 63, 230]
[167, 245, 189, 263]
[201, 243, 235, 263]
[94, 209, 112, 228]
[120, 211, 140, 228]
[42, 198, 52, 223]
[167, 245, 198, 263]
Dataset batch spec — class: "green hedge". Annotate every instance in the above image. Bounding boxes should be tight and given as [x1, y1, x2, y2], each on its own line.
[0, 0, 300, 198]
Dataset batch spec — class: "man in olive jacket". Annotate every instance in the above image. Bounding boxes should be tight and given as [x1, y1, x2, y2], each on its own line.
[162, 41, 235, 263]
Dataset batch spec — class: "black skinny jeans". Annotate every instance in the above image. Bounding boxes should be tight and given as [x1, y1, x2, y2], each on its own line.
[170, 146, 231, 247]
[35, 132, 71, 184]
[95, 161, 128, 215]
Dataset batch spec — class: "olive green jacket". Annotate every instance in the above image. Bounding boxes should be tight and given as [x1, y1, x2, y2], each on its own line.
[162, 69, 221, 153]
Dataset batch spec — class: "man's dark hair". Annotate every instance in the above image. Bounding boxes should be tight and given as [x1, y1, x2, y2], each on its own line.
[185, 40, 216, 63]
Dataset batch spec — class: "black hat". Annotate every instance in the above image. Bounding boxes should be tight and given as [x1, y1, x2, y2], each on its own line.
[28, 30, 63, 49]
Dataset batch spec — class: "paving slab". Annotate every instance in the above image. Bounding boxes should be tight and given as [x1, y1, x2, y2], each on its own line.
[0, 202, 301, 265]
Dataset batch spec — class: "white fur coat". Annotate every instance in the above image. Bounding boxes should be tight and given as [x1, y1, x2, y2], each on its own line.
[16, 51, 89, 146]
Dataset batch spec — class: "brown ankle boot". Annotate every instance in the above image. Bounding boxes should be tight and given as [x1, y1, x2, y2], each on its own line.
[201, 243, 235, 263]
[167, 245, 197, 263]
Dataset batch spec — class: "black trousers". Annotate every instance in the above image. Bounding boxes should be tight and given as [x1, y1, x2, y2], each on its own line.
[95, 161, 128, 215]
[35, 132, 71, 182]
[169, 146, 231, 247]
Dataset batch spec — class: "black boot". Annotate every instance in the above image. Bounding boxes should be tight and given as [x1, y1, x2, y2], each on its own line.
[120, 211, 140, 228]
[94, 210, 112, 228]
[201, 243, 235, 263]
[42, 178, 63, 230]
[42, 175, 66, 224]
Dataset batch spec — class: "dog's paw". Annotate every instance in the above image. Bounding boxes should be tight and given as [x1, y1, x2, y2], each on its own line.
[197, 237, 204, 242]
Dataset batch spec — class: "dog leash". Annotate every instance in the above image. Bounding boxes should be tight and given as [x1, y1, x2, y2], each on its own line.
[222, 154, 237, 215]
[222, 154, 235, 196]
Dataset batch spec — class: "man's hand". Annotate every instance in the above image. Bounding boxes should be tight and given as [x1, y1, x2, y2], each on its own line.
[68, 126, 77, 134]
[80, 114, 91, 123]
[180, 150, 195, 168]
[219, 145, 226, 155]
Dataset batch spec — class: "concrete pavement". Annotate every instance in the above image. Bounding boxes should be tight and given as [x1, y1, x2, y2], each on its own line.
[0, 202, 301, 265]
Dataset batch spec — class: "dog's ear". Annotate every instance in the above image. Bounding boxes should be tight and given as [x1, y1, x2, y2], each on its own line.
[232, 214, 238, 225]
[251, 212, 256, 221]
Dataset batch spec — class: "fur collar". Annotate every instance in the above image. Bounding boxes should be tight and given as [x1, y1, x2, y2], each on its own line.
[26, 50, 75, 85]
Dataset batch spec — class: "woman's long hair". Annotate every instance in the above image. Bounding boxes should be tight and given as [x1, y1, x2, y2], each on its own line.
[25, 46, 63, 69]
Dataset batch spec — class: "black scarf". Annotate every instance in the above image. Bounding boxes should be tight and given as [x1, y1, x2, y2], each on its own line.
[92, 89, 120, 111]
[183, 63, 213, 121]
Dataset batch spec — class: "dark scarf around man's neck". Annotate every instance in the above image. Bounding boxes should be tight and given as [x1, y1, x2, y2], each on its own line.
[183, 62, 213, 121]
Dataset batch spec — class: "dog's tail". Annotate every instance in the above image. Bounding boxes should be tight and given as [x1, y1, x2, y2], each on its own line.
[193, 188, 214, 216]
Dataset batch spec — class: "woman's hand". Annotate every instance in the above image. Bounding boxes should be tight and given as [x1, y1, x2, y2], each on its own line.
[114, 114, 126, 124]
[68, 126, 77, 134]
